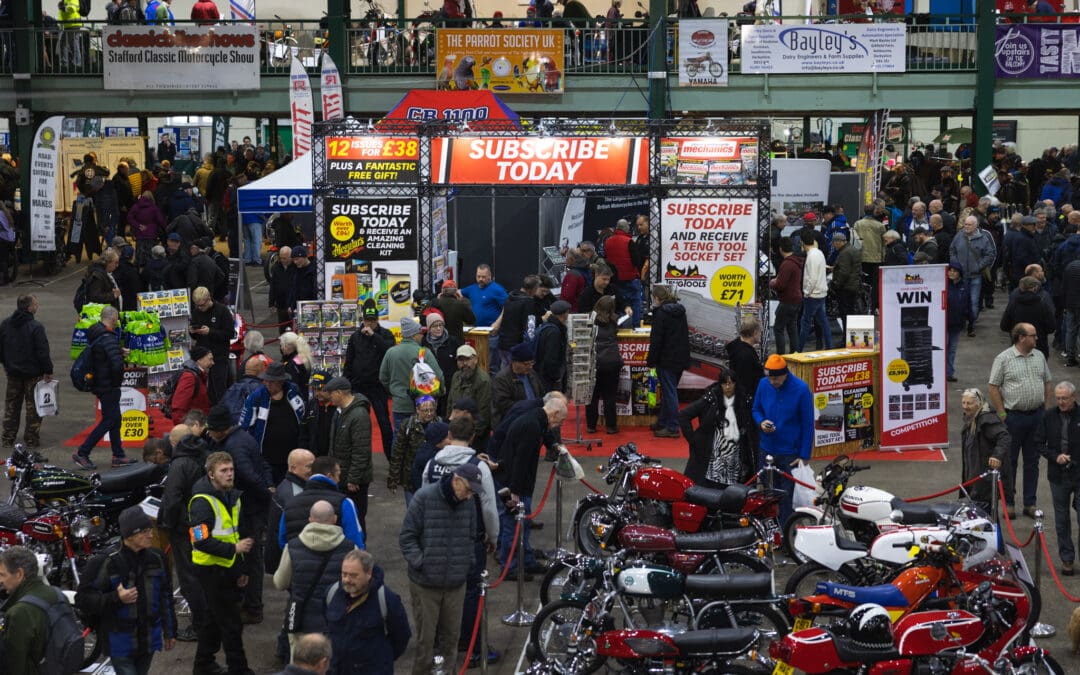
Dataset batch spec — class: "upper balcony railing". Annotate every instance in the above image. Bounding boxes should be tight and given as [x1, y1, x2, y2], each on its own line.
[2, 13, 1075, 79]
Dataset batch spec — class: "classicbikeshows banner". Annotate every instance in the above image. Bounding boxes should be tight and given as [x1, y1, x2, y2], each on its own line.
[30, 116, 64, 253]
[435, 29, 564, 94]
[995, 24, 1080, 78]
[102, 25, 258, 90]
[878, 265, 948, 449]
[678, 19, 729, 87]
[659, 198, 758, 306]
[430, 137, 649, 185]
[740, 23, 905, 74]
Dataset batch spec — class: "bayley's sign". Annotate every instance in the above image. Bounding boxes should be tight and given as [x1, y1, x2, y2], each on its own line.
[430, 136, 649, 185]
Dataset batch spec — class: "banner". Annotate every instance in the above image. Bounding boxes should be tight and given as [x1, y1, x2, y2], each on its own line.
[431, 136, 649, 185]
[30, 116, 64, 253]
[212, 116, 229, 154]
[383, 89, 520, 125]
[678, 19, 729, 87]
[740, 23, 906, 74]
[230, 0, 255, 21]
[770, 158, 832, 217]
[812, 358, 875, 448]
[320, 53, 344, 121]
[435, 29, 564, 94]
[878, 265, 949, 449]
[658, 136, 757, 186]
[659, 198, 758, 306]
[322, 197, 419, 304]
[289, 57, 314, 159]
[995, 25, 1080, 78]
[325, 136, 418, 185]
[102, 25, 258, 90]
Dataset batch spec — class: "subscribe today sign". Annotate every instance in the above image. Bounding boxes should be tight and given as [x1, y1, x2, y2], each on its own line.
[103, 25, 259, 90]
[740, 23, 905, 74]
[430, 136, 649, 185]
[323, 197, 419, 263]
[325, 137, 420, 185]
[659, 198, 758, 306]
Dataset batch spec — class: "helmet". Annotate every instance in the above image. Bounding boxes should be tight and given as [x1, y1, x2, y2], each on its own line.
[846, 604, 893, 649]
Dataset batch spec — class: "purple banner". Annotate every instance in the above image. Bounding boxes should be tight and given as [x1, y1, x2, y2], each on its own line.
[995, 24, 1080, 78]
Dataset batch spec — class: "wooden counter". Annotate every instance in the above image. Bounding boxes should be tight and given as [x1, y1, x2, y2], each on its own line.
[784, 349, 881, 459]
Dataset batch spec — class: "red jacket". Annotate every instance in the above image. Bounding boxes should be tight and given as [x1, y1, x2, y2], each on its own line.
[769, 254, 804, 305]
[170, 365, 210, 423]
[190, 0, 220, 24]
[604, 230, 638, 281]
[560, 268, 588, 311]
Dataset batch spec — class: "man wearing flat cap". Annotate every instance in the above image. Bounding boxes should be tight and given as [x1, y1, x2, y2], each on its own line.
[326, 376, 374, 535]
[491, 342, 545, 429]
[752, 354, 813, 525]
[239, 362, 306, 485]
[447, 344, 493, 451]
[534, 300, 572, 394]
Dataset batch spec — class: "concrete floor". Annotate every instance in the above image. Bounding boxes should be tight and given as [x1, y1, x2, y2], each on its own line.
[4, 260, 1080, 674]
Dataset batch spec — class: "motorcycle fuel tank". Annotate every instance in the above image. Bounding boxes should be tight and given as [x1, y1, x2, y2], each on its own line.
[634, 467, 693, 502]
[671, 501, 706, 532]
[618, 524, 676, 552]
[839, 485, 897, 523]
[868, 527, 949, 566]
[30, 467, 94, 503]
[893, 609, 983, 656]
[616, 565, 684, 599]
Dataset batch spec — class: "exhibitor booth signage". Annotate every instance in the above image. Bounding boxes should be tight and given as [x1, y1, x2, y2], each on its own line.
[658, 136, 758, 186]
[659, 198, 758, 306]
[677, 18, 730, 87]
[430, 136, 650, 185]
[436, 29, 565, 94]
[383, 90, 521, 124]
[321, 197, 419, 306]
[102, 25, 259, 90]
[325, 136, 420, 185]
[740, 23, 906, 74]
[994, 25, 1080, 78]
[812, 358, 875, 448]
[879, 265, 948, 449]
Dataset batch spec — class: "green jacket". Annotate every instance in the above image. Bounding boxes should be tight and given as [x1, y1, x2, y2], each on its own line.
[331, 393, 373, 487]
[378, 338, 444, 415]
[58, 0, 82, 26]
[831, 242, 863, 293]
[446, 366, 493, 450]
[2, 576, 54, 675]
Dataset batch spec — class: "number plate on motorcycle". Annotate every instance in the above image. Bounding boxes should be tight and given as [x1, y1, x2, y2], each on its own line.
[793, 617, 812, 631]
[772, 661, 795, 675]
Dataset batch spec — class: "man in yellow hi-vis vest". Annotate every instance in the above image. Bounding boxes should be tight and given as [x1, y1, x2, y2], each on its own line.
[188, 451, 256, 675]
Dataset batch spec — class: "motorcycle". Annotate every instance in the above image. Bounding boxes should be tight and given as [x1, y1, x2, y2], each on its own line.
[771, 581, 1063, 674]
[0, 500, 113, 589]
[572, 444, 784, 557]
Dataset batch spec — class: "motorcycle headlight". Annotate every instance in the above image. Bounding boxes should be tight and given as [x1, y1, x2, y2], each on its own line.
[70, 515, 103, 540]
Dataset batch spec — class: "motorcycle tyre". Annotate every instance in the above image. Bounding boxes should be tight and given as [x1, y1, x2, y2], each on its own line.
[539, 557, 589, 607]
[782, 512, 820, 563]
[1018, 578, 1041, 645]
[78, 616, 102, 669]
[1013, 651, 1064, 674]
[573, 503, 616, 558]
[698, 602, 790, 653]
[529, 599, 608, 675]
[782, 561, 858, 604]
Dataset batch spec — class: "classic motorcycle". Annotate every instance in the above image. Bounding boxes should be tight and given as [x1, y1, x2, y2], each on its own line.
[0, 500, 112, 589]
[573, 444, 784, 557]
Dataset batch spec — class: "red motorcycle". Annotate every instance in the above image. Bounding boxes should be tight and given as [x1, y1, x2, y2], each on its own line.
[0, 501, 109, 590]
[572, 444, 783, 557]
[771, 581, 1064, 674]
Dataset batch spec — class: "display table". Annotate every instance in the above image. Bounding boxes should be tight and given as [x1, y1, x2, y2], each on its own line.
[784, 349, 880, 459]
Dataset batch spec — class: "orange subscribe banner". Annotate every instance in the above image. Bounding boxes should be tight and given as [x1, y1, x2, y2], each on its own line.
[430, 136, 650, 185]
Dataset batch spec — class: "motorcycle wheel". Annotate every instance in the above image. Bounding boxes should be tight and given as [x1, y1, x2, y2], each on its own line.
[573, 504, 616, 558]
[695, 551, 772, 575]
[539, 557, 594, 607]
[783, 561, 857, 602]
[697, 602, 790, 656]
[263, 249, 279, 284]
[1018, 578, 1042, 645]
[529, 600, 607, 674]
[77, 614, 102, 669]
[782, 512, 820, 563]
[1013, 652, 1064, 674]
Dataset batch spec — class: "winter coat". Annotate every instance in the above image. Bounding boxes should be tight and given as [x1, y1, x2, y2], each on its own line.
[1035, 405, 1080, 485]
[429, 294, 476, 342]
[331, 394, 374, 487]
[267, 472, 307, 572]
[325, 566, 411, 675]
[0, 309, 52, 377]
[497, 290, 541, 352]
[1002, 229, 1043, 283]
[1052, 233, 1080, 282]
[960, 409, 1009, 504]
[422, 333, 460, 394]
[578, 282, 628, 316]
[1000, 290, 1056, 356]
[1063, 260, 1080, 311]
[647, 301, 691, 371]
[724, 338, 762, 405]
[752, 373, 814, 460]
[852, 216, 886, 263]
[831, 243, 862, 293]
[190, 0, 220, 24]
[140, 257, 169, 292]
[1040, 175, 1072, 208]
[680, 384, 755, 485]
[949, 228, 997, 279]
[272, 522, 356, 634]
[379, 339, 444, 415]
[423, 444, 499, 539]
[883, 239, 910, 266]
[604, 229, 639, 280]
[267, 262, 294, 309]
[169, 210, 208, 247]
[915, 237, 939, 264]
[85, 322, 124, 393]
[593, 320, 623, 371]
[1, 575, 56, 674]
[279, 474, 365, 551]
[387, 413, 441, 492]
[769, 254, 804, 305]
[503, 407, 549, 499]
[85, 261, 119, 309]
[933, 229, 955, 264]
[75, 545, 176, 658]
[166, 188, 198, 223]
[187, 252, 225, 299]
[218, 375, 262, 424]
[559, 266, 590, 311]
[208, 426, 273, 525]
[399, 477, 477, 588]
[344, 324, 395, 390]
[189, 300, 232, 360]
[158, 435, 208, 530]
[127, 195, 165, 241]
[239, 382, 306, 447]
[283, 354, 311, 398]
[534, 316, 569, 393]
[114, 260, 142, 312]
[446, 367, 493, 448]
[490, 365, 544, 429]
[169, 360, 210, 423]
[290, 263, 318, 308]
[947, 278, 973, 333]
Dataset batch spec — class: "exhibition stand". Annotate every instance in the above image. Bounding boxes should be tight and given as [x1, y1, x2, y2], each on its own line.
[784, 349, 880, 460]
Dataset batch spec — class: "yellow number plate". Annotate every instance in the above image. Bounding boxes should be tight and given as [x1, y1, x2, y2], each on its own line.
[772, 660, 795, 675]
[793, 617, 813, 631]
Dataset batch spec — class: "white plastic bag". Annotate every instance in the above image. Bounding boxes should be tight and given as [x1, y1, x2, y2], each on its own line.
[791, 462, 817, 510]
[34, 379, 59, 417]
[555, 446, 584, 481]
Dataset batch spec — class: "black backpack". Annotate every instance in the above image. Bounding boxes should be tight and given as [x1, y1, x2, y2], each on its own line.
[79, 0, 91, 17]
[159, 365, 200, 419]
[73, 277, 88, 313]
[70, 333, 110, 393]
[4, 587, 86, 675]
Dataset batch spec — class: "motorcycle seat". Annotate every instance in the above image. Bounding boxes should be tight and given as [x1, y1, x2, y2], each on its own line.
[684, 572, 772, 599]
[672, 627, 759, 655]
[888, 498, 958, 524]
[816, 580, 909, 608]
[674, 526, 758, 552]
[833, 525, 867, 552]
[830, 635, 899, 663]
[98, 462, 167, 495]
[684, 484, 749, 513]
[0, 503, 28, 529]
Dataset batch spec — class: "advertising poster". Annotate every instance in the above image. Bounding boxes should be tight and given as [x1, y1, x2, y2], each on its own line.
[325, 136, 420, 186]
[659, 136, 757, 186]
[290, 57, 315, 159]
[322, 197, 419, 305]
[431, 136, 649, 185]
[678, 19, 729, 87]
[771, 158, 831, 223]
[91, 368, 148, 445]
[383, 89, 521, 125]
[102, 25, 259, 90]
[30, 116, 63, 253]
[740, 23, 906, 74]
[812, 359, 875, 447]
[879, 265, 949, 449]
[660, 198, 758, 305]
[616, 340, 654, 417]
[995, 25, 1080, 78]
[435, 29, 564, 94]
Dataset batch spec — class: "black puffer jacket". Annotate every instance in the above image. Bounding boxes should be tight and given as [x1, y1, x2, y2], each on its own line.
[84, 261, 119, 309]
[0, 309, 52, 377]
[724, 338, 762, 405]
[399, 476, 477, 588]
[209, 427, 272, 525]
[86, 322, 124, 393]
[999, 290, 1056, 356]
[647, 301, 691, 371]
[498, 290, 541, 351]
[158, 435, 209, 531]
[344, 325, 395, 389]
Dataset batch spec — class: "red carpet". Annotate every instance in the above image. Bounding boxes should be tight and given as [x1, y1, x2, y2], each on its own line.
[65, 409, 175, 449]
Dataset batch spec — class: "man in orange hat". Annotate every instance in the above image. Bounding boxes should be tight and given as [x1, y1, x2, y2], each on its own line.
[752, 354, 814, 524]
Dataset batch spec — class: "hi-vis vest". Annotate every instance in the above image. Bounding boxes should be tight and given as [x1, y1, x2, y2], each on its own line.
[189, 493, 241, 568]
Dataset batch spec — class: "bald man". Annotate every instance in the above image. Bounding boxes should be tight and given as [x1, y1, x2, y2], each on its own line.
[268, 448, 317, 567]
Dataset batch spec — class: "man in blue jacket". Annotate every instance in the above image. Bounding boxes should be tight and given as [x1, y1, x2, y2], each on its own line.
[752, 354, 814, 525]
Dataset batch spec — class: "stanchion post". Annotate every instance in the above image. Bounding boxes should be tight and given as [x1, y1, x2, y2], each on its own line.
[765, 454, 775, 492]
[1029, 509, 1056, 638]
[479, 569, 489, 675]
[548, 473, 570, 560]
[502, 504, 536, 626]
[989, 469, 999, 522]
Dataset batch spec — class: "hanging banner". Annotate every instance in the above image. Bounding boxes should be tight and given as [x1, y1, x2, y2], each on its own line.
[435, 29, 564, 94]
[290, 57, 314, 159]
[230, 0, 255, 21]
[658, 136, 758, 186]
[995, 25, 1080, 78]
[102, 25, 259, 90]
[212, 116, 229, 154]
[678, 19, 729, 87]
[320, 53, 344, 121]
[879, 265, 948, 449]
[430, 136, 649, 185]
[659, 197, 759, 306]
[383, 89, 521, 125]
[812, 358, 876, 448]
[30, 116, 64, 253]
[325, 136, 419, 185]
[740, 23, 906, 74]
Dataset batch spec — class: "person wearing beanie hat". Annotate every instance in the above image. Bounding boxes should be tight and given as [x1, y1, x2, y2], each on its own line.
[168, 346, 214, 424]
[380, 316, 445, 442]
[490, 345, 545, 430]
[430, 280, 475, 343]
[945, 262, 973, 381]
[77, 506, 177, 671]
[752, 353, 813, 525]
[344, 305, 396, 457]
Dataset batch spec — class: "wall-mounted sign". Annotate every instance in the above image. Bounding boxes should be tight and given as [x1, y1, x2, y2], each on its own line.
[995, 25, 1080, 79]
[102, 25, 259, 90]
[435, 29, 564, 94]
[677, 19, 729, 87]
[325, 136, 420, 185]
[658, 136, 758, 186]
[740, 23, 906, 74]
[430, 136, 649, 185]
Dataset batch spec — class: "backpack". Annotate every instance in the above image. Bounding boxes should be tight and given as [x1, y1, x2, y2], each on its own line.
[11, 587, 86, 675]
[159, 365, 200, 419]
[79, 0, 91, 17]
[72, 277, 88, 313]
[527, 320, 558, 359]
[325, 582, 389, 636]
[408, 348, 441, 397]
[219, 378, 261, 425]
[70, 333, 110, 392]
[847, 226, 863, 252]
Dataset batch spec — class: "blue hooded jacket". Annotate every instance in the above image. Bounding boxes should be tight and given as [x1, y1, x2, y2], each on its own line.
[752, 371, 814, 460]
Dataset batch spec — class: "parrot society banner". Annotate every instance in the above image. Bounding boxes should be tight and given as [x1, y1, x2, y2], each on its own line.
[435, 29, 564, 94]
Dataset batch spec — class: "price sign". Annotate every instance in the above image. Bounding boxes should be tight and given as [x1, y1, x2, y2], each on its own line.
[324, 136, 420, 185]
[120, 410, 149, 442]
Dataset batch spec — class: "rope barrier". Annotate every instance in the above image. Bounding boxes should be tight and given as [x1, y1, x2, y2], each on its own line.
[245, 319, 294, 329]
[904, 473, 985, 503]
[997, 479, 1036, 548]
[457, 595, 485, 675]
[527, 467, 558, 521]
[1037, 531, 1080, 603]
[780, 470, 817, 491]
[579, 478, 604, 494]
